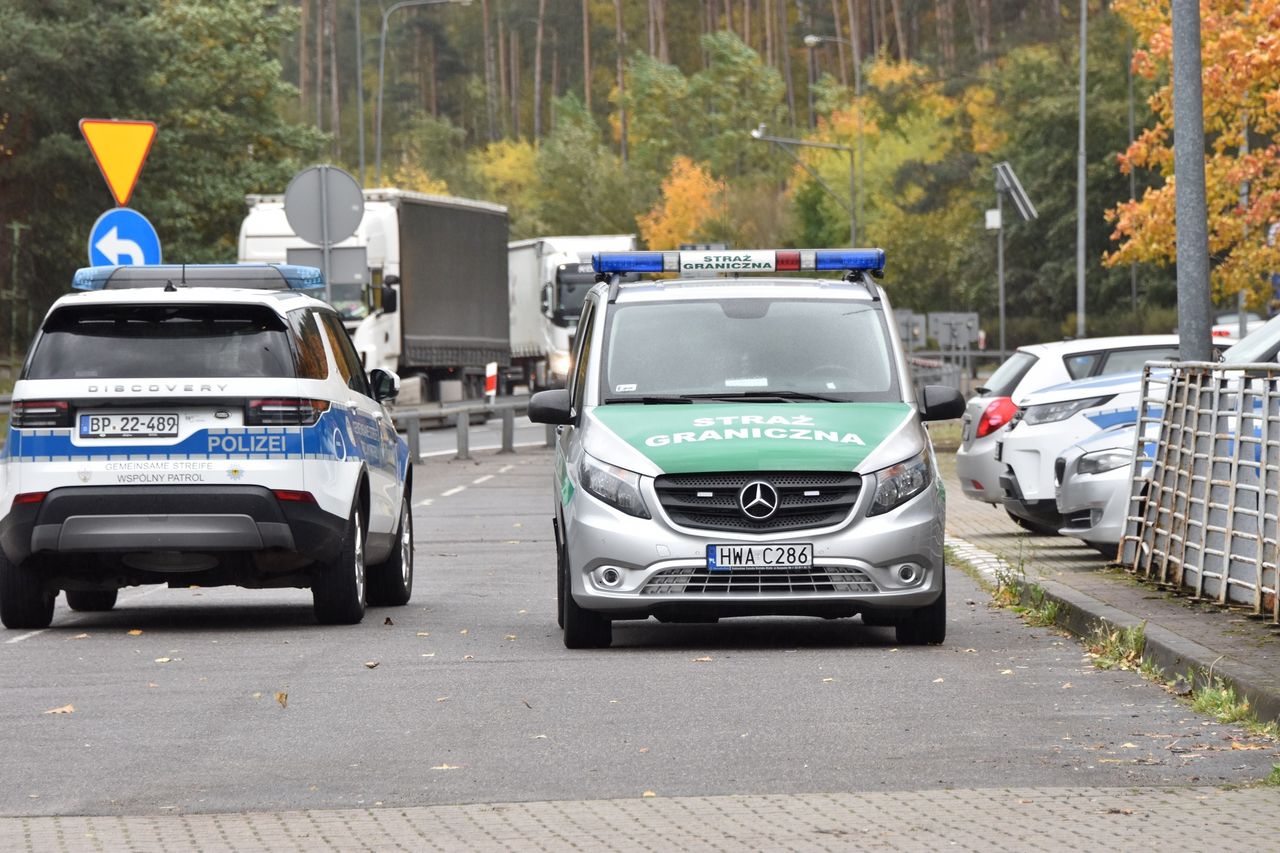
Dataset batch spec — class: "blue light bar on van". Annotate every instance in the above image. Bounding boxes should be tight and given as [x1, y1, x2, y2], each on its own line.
[592, 249, 886, 276]
[72, 264, 326, 292]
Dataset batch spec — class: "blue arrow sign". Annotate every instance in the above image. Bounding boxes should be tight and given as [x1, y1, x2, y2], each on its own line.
[88, 208, 162, 266]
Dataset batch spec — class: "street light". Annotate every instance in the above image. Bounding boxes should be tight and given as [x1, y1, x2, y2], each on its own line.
[375, 0, 471, 186]
[750, 124, 859, 247]
[802, 33, 864, 248]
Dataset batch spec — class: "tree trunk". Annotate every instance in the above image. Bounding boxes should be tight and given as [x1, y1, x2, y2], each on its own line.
[497, 13, 508, 137]
[511, 29, 520, 139]
[300, 0, 311, 120]
[724, 0, 734, 36]
[778, 0, 795, 128]
[482, 0, 498, 141]
[648, 0, 656, 56]
[935, 0, 955, 72]
[656, 0, 669, 63]
[743, 0, 751, 50]
[829, 0, 848, 87]
[582, 0, 592, 112]
[889, 0, 907, 60]
[615, 0, 627, 163]
[764, 0, 773, 67]
[429, 37, 438, 117]
[328, 0, 340, 158]
[848, 0, 862, 94]
[534, 0, 546, 140]
[314, 0, 324, 128]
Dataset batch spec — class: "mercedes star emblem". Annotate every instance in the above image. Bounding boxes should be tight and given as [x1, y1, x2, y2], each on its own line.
[739, 481, 780, 520]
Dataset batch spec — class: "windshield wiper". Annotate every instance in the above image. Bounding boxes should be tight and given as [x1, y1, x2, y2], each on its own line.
[603, 395, 696, 404]
[690, 391, 844, 403]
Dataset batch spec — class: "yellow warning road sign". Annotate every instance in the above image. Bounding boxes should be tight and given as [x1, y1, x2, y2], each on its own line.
[79, 119, 157, 208]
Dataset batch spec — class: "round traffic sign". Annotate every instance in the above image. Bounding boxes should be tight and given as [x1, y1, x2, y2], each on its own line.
[88, 208, 162, 266]
[284, 165, 364, 246]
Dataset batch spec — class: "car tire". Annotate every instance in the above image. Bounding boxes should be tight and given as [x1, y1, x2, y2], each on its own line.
[367, 496, 414, 607]
[65, 589, 119, 612]
[1006, 508, 1059, 536]
[313, 506, 367, 625]
[0, 551, 55, 630]
[895, 580, 946, 646]
[561, 553, 611, 649]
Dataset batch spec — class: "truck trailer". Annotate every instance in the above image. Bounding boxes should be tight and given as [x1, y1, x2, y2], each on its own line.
[239, 189, 510, 404]
[507, 234, 636, 390]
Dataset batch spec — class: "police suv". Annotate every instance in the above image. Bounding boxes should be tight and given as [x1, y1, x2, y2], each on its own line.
[528, 248, 964, 648]
[0, 265, 413, 629]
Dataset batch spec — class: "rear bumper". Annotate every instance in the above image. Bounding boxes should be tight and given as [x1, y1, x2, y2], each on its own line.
[0, 485, 346, 566]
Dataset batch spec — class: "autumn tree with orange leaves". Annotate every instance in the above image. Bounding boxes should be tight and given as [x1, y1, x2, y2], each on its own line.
[1106, 0, 1280, 308]
[637, 156, 726, 249]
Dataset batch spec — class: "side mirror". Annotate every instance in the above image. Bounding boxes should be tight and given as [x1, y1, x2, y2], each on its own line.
[920, 385, 965, 421]
[380, 277, 399, 314]
[528, 388, 573, 425]
[369, 368, 400, 402]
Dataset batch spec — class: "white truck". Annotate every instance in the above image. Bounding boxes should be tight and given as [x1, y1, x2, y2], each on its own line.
[239, 189, 510, 404]
[507, 234, 636, 389]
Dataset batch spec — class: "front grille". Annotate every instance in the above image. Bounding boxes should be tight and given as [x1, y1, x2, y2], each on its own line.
[653, 471, 861, 532]
[641, 566, 879, 595]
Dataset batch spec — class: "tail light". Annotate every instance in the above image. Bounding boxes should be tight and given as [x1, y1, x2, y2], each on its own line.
[272, 489, 317, 504]
[245, 398, 330, 426]
[975, 396, 1018, 438]
[11, 401, 71, 429]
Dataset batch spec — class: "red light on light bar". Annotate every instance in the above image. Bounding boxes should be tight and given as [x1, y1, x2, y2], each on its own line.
[775, 251, 800, 271]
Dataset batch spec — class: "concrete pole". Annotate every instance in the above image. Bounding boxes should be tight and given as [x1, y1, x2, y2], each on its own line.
[1171, 0, 1214, 361]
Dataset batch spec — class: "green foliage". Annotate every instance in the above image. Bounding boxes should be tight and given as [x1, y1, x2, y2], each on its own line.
[0, 0, 322, 332]
[534, 95, 648, 236]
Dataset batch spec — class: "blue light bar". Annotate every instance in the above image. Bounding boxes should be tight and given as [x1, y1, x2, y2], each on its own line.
[592, 248, 885, 276]
[71, 264, 326, 292]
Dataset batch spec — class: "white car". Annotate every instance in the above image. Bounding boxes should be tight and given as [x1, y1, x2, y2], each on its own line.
[956, 336, 1182, 514]
[0, 264, 414, 629]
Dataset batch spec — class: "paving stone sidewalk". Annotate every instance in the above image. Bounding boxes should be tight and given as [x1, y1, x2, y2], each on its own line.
[1, 786, 1277, 853]
[938, 451, 1280, 723]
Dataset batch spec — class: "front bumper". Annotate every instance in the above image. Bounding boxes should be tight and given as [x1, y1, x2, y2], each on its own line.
[563, 479, 945, 620]
[1056, 457, 1133, 549]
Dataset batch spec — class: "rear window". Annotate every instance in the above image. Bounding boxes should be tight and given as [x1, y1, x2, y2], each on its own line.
[25, 303, 297, 380]
[982, 351, 1037, 397]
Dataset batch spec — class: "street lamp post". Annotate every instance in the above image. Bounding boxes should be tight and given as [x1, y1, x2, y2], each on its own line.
[803, 32, 864, 247]
[375, 0, 470, 186]
[750, 125, 858, 247]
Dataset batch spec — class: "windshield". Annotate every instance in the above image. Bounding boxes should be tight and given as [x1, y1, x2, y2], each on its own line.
[554, 274, 594, 328]
[1221, 313, 1280, 364]
[330, 282, 369, 321]
[601, 298, 900, 402]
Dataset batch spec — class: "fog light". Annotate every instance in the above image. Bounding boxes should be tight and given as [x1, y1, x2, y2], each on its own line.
[599, 567, 623, 588]
[896, 563, 921, 585]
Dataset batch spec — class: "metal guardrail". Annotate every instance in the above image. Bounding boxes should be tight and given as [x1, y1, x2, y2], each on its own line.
[1120, 361, 1280, 624]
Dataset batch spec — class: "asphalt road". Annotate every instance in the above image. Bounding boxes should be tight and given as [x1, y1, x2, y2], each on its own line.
[2, 447, 1276, 818]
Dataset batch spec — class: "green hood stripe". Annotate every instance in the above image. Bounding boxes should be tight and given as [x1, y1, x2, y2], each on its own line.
[592, 402, 914, 473]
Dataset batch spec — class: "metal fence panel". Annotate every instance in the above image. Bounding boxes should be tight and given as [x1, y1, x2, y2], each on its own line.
[1120, 362, 1280, 623]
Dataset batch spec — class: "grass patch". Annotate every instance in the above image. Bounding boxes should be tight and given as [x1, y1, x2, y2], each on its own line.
[1191, 678, 1280, 738]
[1086, 621, 1147, 671]
[927, 420, 962, 451]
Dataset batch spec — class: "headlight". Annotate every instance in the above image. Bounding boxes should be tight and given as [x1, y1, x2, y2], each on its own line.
[578, 453, 650, 518]
[869, 451, 932, 516]
[1076, 448, 1133, 476]
[1021, 395, 1116, 425]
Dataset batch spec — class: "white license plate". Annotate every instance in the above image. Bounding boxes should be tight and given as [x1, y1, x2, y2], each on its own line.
[79, 413, 179, 439]
[707, 543, 813, 571]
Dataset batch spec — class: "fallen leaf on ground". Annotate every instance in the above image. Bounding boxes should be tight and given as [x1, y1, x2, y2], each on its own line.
[384, 617, 394, 626]
[459, 629, 469, 635]
[154, 657, 172, 664]
[431, 764, 462, 771]
[364, 661, 379, 669]
[437, 697, 449, 702]
[1121, 743, 1138, 749]
[504, 634, 517, 641]
[43, 704, 75, 715]
[127, 629, 143, 636]
[1062, 683, 1073, 689]
[275, 692, 288, 709]
[642, 790, 656, 798]
[463, 655, 474, 661]
[823, 678, 835, 683]
[1231, 742, 1266, 750]
[639, 747, 650, 753]
[71, 634, 89, 640]
[416, 632, 430, 637]
[692, 656, 713, 663]
[932, 678, 944, 683]
[1000, 669, 1014, 675]
[530, 734, 548, 740]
